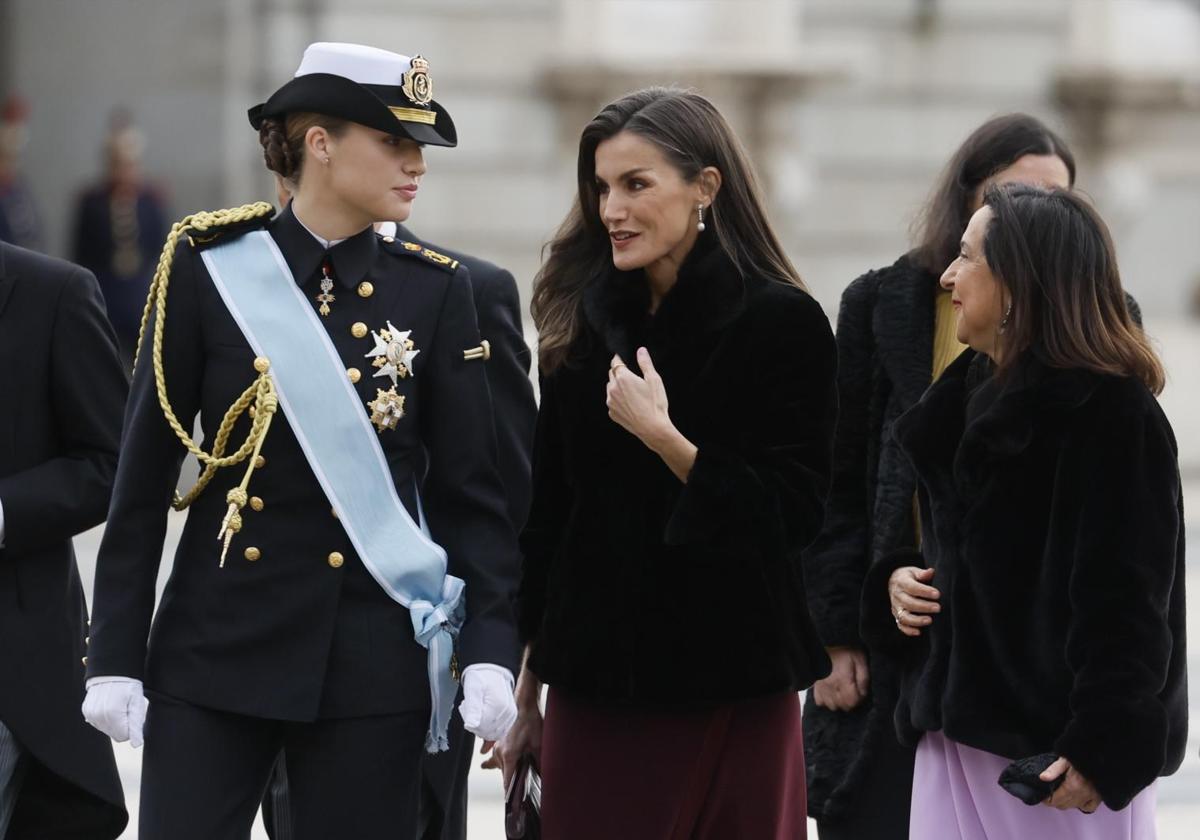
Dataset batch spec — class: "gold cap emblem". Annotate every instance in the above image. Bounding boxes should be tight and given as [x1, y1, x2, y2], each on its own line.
[401, 55, 433, 106]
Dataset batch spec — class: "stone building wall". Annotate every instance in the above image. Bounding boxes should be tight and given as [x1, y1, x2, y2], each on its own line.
[2, 0, 1198, 318]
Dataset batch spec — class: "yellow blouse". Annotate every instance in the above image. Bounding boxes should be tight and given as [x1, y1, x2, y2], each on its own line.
[914, 290, 968, 544]
[932, 289, 968, 382]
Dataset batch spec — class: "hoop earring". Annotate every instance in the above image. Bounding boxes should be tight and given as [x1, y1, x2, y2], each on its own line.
[697, 204, 706, 233]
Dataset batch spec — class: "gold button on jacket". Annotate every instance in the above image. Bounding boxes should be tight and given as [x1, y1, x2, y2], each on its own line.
[357, 282, 374, 298]
[244, 547, 261, 562]
[327, 552, 345, 569]
[351, 322, 368, 339]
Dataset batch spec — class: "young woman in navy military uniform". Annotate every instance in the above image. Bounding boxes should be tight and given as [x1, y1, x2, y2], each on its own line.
[81, 43, 521, 839]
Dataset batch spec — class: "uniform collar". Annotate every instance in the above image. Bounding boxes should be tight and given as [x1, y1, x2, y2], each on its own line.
[270, 202, 378, 290]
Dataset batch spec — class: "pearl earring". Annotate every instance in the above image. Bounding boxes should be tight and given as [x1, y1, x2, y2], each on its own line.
[697, 204, 706, 233]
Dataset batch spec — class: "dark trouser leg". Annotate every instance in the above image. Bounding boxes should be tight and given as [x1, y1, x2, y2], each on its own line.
[816, 730, 916, 840]
[417, 707, 474, 840]
[0, 720, 26, 839]
[284, 712, 426, 840]
[138, 695, 283, 840]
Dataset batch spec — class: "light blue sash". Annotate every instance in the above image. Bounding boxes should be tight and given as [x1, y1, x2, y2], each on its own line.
[201, 230, 463, 752]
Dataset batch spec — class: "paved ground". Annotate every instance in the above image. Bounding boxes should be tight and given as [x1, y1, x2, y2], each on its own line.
[72, 318, 1200, 838]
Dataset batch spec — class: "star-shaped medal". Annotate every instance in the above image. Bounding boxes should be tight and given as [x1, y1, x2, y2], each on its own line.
[365, 321, 420, 386]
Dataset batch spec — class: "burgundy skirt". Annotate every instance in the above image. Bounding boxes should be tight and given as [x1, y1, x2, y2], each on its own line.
[540, 688, 806, 840]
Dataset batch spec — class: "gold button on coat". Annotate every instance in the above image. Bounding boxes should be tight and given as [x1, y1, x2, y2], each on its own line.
[249, 496, 264, 512]
[244, 547, 261, 561]
[351, 322, 368, 339]
[357, 282, 374, 298]
[347, 367, 361, 383]
[255, 455, 267, 469]
[327, 552, 345, 569]
[253, 356, 271, 373]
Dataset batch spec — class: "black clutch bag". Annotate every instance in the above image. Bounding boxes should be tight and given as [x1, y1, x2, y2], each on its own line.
[997, 752, 1065, 805]
[505, 755, 542, 840]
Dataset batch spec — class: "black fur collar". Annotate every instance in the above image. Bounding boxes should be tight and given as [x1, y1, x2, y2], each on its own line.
[896, 349, 1105, 491]
[873, 253, 938, 412]
[581, 237, 752, 372]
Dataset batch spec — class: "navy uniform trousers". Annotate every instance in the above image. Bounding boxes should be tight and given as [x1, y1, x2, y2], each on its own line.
[262, 223, 536, 840]
[85, 206, 523, 840]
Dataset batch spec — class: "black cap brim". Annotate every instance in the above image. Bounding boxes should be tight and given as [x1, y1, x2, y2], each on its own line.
[248, 73, 456, 147]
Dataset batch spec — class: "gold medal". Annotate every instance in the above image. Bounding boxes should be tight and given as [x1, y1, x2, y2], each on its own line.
[368, 387, 406, 432]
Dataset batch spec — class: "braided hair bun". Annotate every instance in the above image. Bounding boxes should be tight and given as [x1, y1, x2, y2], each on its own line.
[259, 117, 297, 179]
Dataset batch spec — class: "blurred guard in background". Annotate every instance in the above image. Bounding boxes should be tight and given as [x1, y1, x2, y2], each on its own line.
[0, 95, 44, 252]
[71, 110, 170, 365]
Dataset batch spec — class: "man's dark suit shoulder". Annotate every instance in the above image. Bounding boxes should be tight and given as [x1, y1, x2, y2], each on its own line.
[2, 240, 103, 300]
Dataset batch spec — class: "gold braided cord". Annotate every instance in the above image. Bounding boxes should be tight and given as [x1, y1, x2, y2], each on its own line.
[132, 202, 278, 512]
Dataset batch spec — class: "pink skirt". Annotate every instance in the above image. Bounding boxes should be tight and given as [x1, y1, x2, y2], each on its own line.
[540, 689, 807, 840]
[911, 730, 1157, 840]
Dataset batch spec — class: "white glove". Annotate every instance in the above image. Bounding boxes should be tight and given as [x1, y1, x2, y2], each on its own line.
[458, 663, 517, 742]
[82, 676, 149, 748]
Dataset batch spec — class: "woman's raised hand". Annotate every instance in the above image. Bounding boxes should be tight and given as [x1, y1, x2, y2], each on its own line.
[887, 566, 940, 637]
[606, 348, 672, 446]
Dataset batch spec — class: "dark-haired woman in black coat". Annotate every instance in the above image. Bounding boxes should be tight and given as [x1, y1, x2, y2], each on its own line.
[803, 113, 1077, 839]
[491, 87, 838, 840]
[864, 184, 1185, 838]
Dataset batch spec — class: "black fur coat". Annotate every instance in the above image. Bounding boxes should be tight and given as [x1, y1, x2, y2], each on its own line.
[801, 254, 937, 820]
[800, 253, 1147, 821]
[516, 240, 838, 705]
[861, 349, 1187, 811]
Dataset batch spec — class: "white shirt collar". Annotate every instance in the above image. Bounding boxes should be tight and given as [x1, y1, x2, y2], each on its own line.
[292, 209, 349, 250]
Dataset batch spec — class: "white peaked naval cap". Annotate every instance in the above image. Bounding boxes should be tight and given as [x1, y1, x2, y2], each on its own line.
[249, 41, 456, 147]
[295, 42, 416, 86]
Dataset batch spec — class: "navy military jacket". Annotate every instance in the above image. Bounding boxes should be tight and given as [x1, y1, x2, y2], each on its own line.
[86, 204, 521, 721]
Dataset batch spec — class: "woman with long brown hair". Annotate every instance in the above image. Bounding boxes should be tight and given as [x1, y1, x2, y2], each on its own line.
[865, 184, 1186, 838]
[488, 87, 838, 837]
